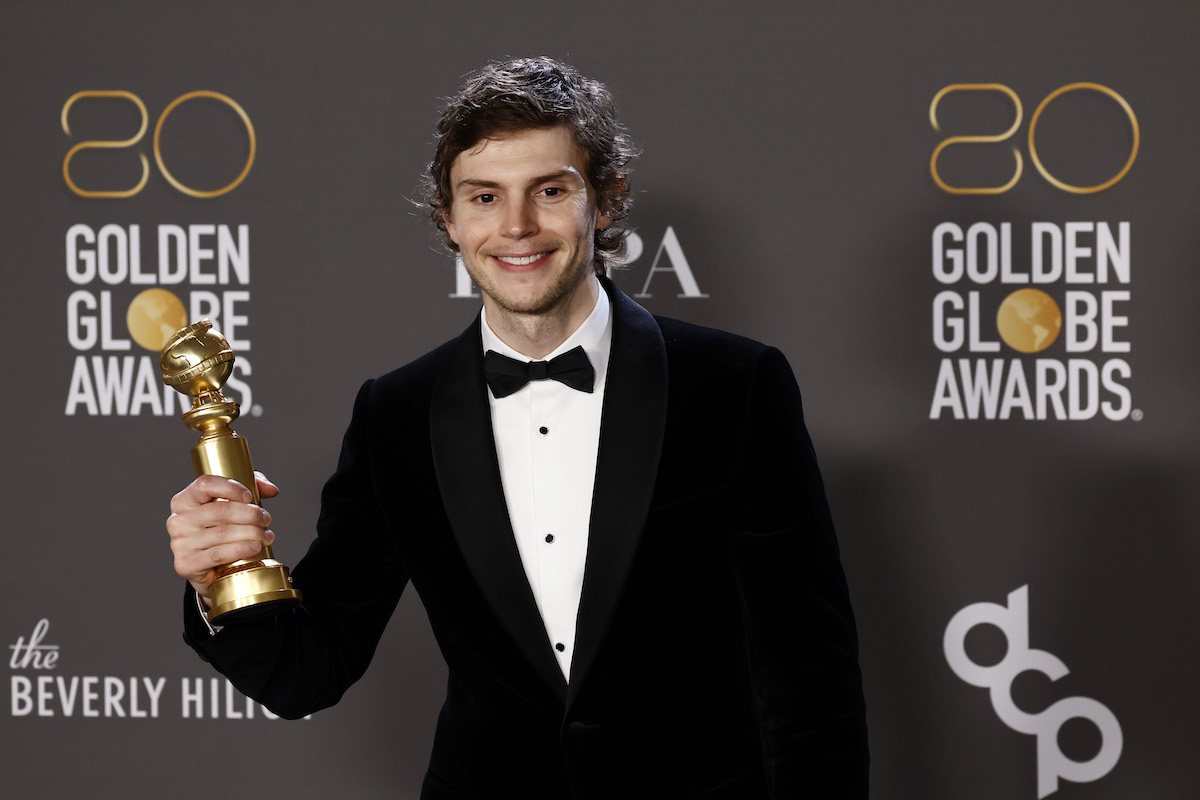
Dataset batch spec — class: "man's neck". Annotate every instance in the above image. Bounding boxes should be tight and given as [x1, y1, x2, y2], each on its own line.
[484, 275, 601, 359]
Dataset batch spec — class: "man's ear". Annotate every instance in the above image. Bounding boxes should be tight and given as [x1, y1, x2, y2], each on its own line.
[442, 209, 458, 244]
[596, 183, 618, 231]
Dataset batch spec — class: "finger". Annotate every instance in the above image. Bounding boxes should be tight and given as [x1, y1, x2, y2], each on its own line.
[170, 499, 272, 532]
[166, 515, 273, 555]
[169, 523, 276, 573]
[173, 534, 271, 582]
[170, 475, 254, 513]
[254, 471, 280, 499]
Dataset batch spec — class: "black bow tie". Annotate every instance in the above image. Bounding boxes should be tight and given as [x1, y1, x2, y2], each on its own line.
[484, 346, 595, 398]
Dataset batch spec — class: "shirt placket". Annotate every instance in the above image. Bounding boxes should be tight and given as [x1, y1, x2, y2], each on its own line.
[529, 379, 576, 668]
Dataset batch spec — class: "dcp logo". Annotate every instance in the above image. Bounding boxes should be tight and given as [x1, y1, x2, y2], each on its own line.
[943, 586, 1122, 798]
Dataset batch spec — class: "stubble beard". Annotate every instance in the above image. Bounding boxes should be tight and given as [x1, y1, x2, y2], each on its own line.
[467, 250, 596, 320]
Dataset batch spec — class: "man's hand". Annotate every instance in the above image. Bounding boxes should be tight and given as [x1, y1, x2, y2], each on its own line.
[167, 471, 279, 605]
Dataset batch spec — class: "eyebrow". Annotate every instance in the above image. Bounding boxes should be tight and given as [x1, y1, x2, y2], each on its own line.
[454, 169, 582, 193]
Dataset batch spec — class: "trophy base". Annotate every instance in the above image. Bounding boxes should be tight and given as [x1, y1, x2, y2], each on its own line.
[208, 559, 303, 624]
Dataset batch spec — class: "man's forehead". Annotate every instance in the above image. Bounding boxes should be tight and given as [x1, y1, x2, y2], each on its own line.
[451, 126, 587, 178]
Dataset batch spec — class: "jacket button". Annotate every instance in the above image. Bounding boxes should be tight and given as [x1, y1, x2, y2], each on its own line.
[566, 720, 599, 736]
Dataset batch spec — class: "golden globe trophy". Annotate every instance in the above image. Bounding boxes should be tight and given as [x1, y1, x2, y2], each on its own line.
[160, 319, 302, 623]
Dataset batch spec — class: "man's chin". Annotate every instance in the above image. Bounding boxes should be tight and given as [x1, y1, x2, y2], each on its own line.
[486, 278, 573, 315]
[491, 292, 562, 317]
[474, 262, 596, 320]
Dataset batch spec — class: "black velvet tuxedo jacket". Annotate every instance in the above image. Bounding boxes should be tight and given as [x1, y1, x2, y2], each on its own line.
[184, 278, 869, 799]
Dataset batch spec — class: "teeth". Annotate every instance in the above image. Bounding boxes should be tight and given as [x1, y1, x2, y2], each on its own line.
[496, 253, 546, 266]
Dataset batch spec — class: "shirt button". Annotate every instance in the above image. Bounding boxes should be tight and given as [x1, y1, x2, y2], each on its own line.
[539, 426, 549, 435]
[545, 534, 554, 543]
[555, 643, 565, 652]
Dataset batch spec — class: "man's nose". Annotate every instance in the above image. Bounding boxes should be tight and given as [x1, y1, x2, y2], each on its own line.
[502, 197, 537, 238]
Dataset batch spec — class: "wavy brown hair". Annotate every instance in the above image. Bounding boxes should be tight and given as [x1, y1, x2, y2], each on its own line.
[426, 57, 637, 275]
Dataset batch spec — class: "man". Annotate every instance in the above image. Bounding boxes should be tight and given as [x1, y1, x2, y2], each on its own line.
[168, 56, 868, 799]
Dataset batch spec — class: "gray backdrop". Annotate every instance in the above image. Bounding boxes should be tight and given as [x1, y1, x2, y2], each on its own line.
[2, 2, 1196, 798]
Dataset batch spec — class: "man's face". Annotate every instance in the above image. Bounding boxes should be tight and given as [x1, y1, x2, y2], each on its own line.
[443, 126, 611, 320]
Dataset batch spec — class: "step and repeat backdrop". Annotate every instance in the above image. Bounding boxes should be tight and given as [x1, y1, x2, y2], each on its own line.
[2, 2, 1196, 798]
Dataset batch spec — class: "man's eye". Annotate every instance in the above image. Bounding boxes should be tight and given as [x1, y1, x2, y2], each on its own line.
[542, 187, 561, 198]
[475, 193, 495, 204]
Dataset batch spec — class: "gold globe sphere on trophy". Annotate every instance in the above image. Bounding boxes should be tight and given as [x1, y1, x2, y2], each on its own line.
[160, 319, 302, 623]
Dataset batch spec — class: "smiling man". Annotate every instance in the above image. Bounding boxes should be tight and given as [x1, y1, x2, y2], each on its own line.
[168, 57, 869, 799]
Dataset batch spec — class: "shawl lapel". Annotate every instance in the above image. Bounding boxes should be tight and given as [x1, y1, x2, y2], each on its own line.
[567, 279, 668, 706]
[429, 317, 568, 701]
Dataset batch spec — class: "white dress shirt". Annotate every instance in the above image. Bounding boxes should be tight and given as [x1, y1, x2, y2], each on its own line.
[480, 289, 612, 681]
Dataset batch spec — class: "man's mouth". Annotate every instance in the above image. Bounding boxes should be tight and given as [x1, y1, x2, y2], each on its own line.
[494, 251, 552, 267]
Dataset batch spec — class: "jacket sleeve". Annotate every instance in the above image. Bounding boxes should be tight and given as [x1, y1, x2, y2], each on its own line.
[182, 378, 409, 719]
[730, 346, 869, 798]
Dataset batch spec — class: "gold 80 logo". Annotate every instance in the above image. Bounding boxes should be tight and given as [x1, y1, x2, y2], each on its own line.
[61, 90, 256, 199]
[930, 82, 1139, 195]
